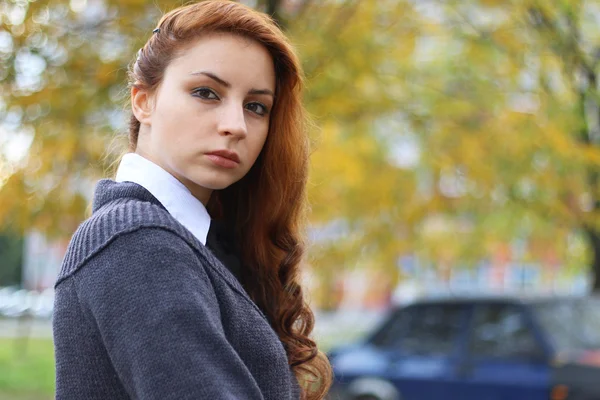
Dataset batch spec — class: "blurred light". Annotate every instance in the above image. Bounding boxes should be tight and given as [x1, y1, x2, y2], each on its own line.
[7, 3, 26, 25]
[1, 128, 34, 165]
[516, 178, 535, 199]
[491, 185, 508, 205]
[439, 167, 467, 198]
[413, 35, 444, 64]
[0, 31, 13, 54]
[413, 1, 446, 24]
[25, 104, 43, 121]
[50, 4, 70, 20]
[32, 6, 50, 24]
[579, 192, 593, 212]
[14, 50, 46, 92]
[532, 152, 549, 171]
[388, 134, 421, 169]
[70, 0, 87, 14]
[10, 23, 25, 37]
[508, 93, 540, 114]
[550, 385, 568, 400]
[27, 32, 49, 50]
[98, 38, 128, 63]
[15, 50, 46, 76]
[3, 106, 23, 131]
[376, 114, 421, 170]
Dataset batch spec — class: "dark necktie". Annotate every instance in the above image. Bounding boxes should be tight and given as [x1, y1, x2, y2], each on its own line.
[205, 220, 243, 282]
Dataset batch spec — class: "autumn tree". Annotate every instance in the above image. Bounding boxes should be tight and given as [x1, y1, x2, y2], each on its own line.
[2, 0, 600, 297]
[294, 0, 600, 293]
[397, 0, 600, 289]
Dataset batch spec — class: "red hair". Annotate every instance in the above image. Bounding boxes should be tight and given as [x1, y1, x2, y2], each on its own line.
[127, 1, 331, 398]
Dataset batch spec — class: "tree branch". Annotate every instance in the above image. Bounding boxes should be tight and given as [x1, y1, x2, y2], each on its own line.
[527, 3, 594, 78]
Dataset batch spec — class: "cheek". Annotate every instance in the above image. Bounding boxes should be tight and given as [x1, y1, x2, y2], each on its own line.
[152, 116, 191, 162]
[250, 129, 269, 159]
[154, 105, 195, 147]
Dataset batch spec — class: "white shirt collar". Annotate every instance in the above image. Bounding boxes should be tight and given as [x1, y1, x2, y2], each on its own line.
[115, 153, 211, 245]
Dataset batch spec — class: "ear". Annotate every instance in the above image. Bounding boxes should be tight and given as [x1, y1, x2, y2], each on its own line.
[131, 86, 154, 125]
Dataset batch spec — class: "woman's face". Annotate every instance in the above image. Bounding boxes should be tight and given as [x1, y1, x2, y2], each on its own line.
[132, 32, 276, 204]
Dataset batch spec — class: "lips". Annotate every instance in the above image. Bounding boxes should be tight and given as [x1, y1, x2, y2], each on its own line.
[205, 149, 240, 169]
[206, 149, 240, 163]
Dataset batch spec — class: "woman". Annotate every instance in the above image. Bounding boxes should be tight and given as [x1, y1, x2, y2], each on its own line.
[52, 1, 332, 399]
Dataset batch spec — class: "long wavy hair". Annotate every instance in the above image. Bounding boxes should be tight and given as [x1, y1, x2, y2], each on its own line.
[127, 1, 331, 398]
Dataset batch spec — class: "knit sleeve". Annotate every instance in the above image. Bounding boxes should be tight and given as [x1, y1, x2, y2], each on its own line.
[71, 227, 264, 400]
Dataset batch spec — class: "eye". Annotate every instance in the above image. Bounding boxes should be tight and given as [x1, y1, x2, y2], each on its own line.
[192, 87, 219, 100]
[245, 102, 269, 116]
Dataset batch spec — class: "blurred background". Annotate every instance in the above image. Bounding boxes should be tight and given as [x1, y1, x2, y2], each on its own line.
[1, 0, 599, 399]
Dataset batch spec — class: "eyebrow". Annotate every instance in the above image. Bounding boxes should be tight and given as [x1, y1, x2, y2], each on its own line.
[190, 71, 275, 97]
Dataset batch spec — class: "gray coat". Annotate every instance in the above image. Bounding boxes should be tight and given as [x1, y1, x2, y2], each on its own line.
[53, 179, 300, 400]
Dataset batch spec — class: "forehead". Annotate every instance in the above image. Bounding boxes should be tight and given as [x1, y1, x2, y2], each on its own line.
[166, 32, 276, 90]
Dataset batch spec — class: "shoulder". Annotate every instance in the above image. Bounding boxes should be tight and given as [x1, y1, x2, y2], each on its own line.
[56, 197, 199, 286]
[57, 227, 225, 338]
[72, 227, 207, 290]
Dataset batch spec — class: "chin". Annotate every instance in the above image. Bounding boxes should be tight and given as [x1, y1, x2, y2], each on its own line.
[195, 177, 240, 191]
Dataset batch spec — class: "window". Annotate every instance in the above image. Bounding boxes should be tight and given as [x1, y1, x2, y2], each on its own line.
[469, 304, 541, 359]
[400, 304, 465, 356]
[371, 308, 411, 348]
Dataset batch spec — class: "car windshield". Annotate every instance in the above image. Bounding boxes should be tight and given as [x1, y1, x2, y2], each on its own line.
[532, 297, 600, 352]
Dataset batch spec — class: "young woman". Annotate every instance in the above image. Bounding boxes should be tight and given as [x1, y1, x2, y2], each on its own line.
[52, 1, 332, 399]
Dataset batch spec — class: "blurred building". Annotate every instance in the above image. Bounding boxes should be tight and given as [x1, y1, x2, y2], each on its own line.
[393, 247, 590, 306]
[19, 227, 591, 309]
[303, 240, 590, 312]
[21, 231, 67, 291]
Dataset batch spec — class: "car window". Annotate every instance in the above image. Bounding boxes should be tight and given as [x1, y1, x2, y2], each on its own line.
[371, 304, 465, 355]
[401, 304, 465, 356]
[370, 308, 410, 348]
[469, 304, 541, 360]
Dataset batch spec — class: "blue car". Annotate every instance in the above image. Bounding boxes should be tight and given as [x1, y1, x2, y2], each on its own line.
[327, 295, 600, 400]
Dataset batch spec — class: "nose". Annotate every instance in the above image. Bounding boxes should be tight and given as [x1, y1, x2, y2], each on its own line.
[217, 101, 247, 138]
